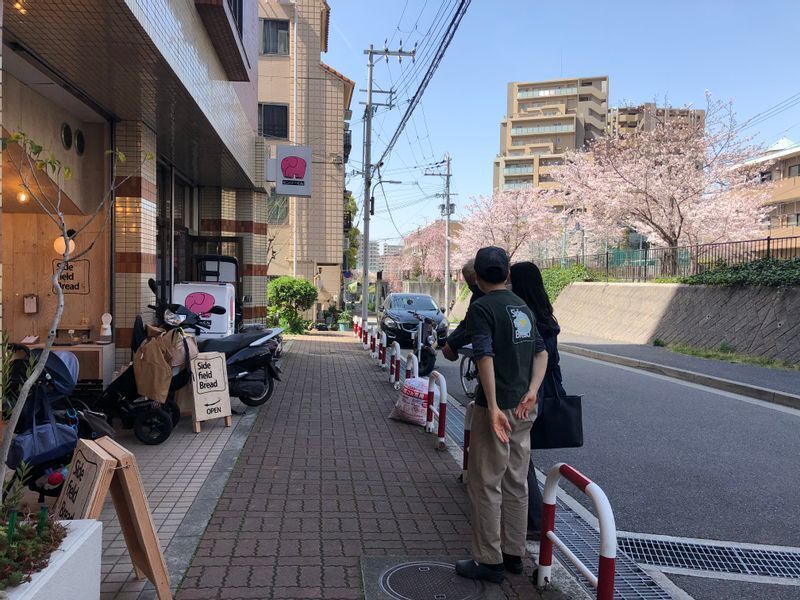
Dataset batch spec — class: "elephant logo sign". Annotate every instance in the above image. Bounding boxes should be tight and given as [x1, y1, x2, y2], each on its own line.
[185, 292, 216, 317]
[280, 156, 307, 180]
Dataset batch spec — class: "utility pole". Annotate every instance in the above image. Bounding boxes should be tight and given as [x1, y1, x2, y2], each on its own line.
[427, 154, 455, 313]
[360, 42, 415, 325]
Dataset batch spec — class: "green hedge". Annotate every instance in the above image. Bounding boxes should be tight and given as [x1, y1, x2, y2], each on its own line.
[681, 258, 800, 287]
[541, 265, 604, 301]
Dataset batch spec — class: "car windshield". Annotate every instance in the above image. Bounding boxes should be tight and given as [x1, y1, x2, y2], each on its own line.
[389, 295, 438, 311]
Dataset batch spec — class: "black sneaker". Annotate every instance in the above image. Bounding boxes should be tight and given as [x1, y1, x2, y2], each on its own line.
[455, 559, 505, 584]
[502, 553, 523, 574]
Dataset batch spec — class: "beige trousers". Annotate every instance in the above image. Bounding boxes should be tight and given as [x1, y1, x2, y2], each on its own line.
[467, 404, 535, 564]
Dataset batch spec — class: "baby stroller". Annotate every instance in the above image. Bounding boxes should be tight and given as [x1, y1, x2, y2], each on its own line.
[5, 347, 113, 502]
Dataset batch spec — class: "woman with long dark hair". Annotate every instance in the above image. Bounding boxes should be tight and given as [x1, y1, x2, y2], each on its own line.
[509, 261, 565, 539]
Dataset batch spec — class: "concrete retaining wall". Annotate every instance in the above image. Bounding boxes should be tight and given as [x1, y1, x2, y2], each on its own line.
[402, 281, 459, 311]
[554, 282, 800, 364]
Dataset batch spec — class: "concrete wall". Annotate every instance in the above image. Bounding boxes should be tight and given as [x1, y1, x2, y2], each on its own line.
[402, 281, 459, 312]
[554, 282, 800, 364]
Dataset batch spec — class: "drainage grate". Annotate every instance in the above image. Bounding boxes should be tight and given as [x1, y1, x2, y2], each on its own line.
[618, 537, 800, 579]
[552, 500, 673, 599]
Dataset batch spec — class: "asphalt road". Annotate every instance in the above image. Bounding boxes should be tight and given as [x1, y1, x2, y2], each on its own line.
[431, 348, 800, 599]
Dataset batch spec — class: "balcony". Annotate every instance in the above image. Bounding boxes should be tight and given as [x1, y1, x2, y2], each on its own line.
[511, 123, 575, 136]
[502, 181, 533, 190]
[195, 0, 250, 81]
[504, 165, 534, 176]
[518, 86, 577, 99]
[343, 129, 352, 164]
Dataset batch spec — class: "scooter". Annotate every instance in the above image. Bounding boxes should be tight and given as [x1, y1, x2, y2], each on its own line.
[411, 310, 438, 377]
[148, 279, 282, 407]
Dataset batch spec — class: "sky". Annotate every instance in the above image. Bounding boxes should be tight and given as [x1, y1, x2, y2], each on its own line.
[324, 0, 800, 242]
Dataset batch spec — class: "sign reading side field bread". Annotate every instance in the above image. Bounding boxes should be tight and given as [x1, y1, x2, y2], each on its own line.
[190, 351, 232, 432]
[54, 439, 115, 520]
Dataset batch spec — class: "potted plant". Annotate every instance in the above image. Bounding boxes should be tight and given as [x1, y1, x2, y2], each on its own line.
[337, 309, 353, 331]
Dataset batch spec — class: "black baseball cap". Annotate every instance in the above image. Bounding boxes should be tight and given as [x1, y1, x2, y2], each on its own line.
[474, 246, 509, 283]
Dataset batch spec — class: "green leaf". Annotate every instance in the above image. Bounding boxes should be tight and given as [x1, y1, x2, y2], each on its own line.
[63, 167, 72, 180]
[144, 151, 154, 161]
[116, 150, 126, 163]
[30, 143, 43, 157]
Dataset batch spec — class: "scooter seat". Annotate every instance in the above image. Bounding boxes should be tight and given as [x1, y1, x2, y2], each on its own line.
[198, 331, 271, 355]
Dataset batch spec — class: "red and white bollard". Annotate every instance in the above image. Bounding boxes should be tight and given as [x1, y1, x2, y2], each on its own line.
[353, 316, 359, 337]
[461, 401, 475, 483]
[362, 321, 369, 349]
[537, 463, 617, 600]
[369, 326, 377, 358]
[378, 332, 387, 368]
[389, 342, 402, 387]
[405, 352, 419, 380]
[425, 371, 448, 451]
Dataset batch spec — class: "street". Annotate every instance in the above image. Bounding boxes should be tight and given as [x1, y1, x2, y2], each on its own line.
[433, 348, 800, 599]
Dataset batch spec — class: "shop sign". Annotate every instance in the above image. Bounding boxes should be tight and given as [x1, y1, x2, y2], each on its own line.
[52, 259, 90, 294]
[190, 352, 232, 426]
[275, 145, 312, 197]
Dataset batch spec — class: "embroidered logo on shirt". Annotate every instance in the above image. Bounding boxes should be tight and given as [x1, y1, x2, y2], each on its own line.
[507, 305, 533, 343]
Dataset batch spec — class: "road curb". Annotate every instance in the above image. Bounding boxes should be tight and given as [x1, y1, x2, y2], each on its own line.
[561, 344, 800, 410]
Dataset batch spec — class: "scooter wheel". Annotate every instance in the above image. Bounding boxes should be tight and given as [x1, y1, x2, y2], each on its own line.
[164, 401, 181, 427]
[419, 347, 437, 377]
[133, 408, 173, 445]
[238, 373, 275, 407]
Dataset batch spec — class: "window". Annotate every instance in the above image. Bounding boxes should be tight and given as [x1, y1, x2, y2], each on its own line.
[228, 0, 243, 37]
[267, 192, 289, 225]
[258, 104, 288, 138]
[262, 19, 289, 55]
[789, 164, 800, 178]
[760, 171, 773, 182]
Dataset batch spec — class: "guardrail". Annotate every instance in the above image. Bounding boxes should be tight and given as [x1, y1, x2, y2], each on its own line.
[404, 352, 419, 380]
[537, 463, 616, 600]
[389, 341, 402, 385]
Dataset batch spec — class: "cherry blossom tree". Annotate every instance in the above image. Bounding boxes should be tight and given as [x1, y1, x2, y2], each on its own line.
[551, 95, 773, 272]
[402, 220, 449, 281]
[453, 188, 556, 265]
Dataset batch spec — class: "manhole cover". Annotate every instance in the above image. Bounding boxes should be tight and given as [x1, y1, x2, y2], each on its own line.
[379, 561, 484, 600]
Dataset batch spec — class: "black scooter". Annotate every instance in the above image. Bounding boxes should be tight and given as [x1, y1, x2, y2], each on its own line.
[148, 280, 282, 407]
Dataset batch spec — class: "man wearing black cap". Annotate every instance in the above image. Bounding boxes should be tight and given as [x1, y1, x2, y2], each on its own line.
[455, 246, 548, 583]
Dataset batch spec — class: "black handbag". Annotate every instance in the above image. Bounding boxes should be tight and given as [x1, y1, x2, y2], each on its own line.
[531, 374, 583, 449]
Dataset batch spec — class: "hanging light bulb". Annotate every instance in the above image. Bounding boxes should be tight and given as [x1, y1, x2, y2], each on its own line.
[16, 191, 28, 203]
[53, 229, 77, 255]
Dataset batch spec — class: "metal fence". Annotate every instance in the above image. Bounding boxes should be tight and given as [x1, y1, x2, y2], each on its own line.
[538, 236, 800, 282]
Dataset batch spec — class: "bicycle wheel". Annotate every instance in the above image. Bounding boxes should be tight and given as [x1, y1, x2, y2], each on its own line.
[460, 355, 478, 398]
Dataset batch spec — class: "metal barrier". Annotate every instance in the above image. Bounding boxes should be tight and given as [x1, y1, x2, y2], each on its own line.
[460, 401, 475, 482]
[425, 371, 448, 451]
[537, 463, 617, 600]
[378, 332, 387, 368]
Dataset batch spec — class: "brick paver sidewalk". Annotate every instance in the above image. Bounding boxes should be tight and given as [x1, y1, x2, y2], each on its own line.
[178, 332, 551, 600]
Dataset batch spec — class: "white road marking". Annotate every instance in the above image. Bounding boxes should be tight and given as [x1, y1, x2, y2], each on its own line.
[650, 566, 800, 587]
[564, 353, 800, 418]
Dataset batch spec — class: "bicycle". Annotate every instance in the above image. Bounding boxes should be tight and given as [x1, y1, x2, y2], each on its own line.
[458, 344, 479, 398]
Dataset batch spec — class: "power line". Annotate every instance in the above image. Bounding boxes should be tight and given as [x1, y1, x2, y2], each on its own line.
[374, 0, 472, 173]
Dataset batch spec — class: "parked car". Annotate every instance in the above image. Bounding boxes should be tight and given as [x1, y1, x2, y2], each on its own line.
[378, 293, 449, 349]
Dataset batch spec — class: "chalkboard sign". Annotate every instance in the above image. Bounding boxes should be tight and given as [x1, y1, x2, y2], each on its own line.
[190, 351, 232, 433]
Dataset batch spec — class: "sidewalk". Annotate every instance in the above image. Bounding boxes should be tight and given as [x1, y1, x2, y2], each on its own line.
[560, 332, 800, 402]
[177, 331, 558, 600]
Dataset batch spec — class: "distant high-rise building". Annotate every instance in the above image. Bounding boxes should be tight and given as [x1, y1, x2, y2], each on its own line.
[608, 103, 705, 136]
[493, 76, 609, 192]
[356, 236, 404, 273]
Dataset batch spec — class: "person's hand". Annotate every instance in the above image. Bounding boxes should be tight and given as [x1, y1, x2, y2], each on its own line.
[514, 390, 538, 420]
[490, 408, 512, 443]
[441, 344, 457, 361]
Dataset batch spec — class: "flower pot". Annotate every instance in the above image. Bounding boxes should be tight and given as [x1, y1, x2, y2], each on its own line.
[338, 322, 352, 331]
[7, 520, 102, 600]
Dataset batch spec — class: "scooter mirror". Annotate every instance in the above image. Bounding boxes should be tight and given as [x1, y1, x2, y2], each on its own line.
[209, 306, 227, 315]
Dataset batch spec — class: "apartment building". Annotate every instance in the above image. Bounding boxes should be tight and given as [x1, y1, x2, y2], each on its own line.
[609, 103, 705, 136]
[257, 0, 354, 311]
[493, 76, 608, 192]
[356, 236, 403, 274]
[747, 138, 800, 239]
[0, 0, 267, 367]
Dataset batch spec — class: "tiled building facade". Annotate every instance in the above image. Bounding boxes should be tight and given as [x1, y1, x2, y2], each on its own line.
[0, 0, 270, 366]
[258, 0, 354, 311]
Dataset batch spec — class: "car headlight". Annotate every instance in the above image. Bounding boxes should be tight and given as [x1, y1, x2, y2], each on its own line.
[437, 319, 449, 330]
[163, 309, 187, 326]
[383, 316, 398, 328]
